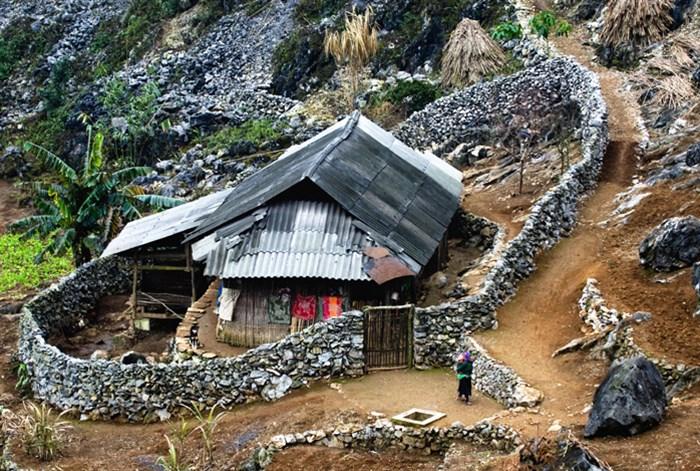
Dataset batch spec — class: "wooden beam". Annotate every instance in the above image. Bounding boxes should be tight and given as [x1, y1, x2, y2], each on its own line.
[139, 264, 191, 272]
[187, 245, 196, 303]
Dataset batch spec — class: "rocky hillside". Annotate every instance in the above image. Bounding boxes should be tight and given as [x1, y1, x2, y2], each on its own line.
[0, 0, 519, 197]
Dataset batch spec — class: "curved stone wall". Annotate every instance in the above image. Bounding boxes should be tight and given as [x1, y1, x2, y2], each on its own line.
[245, 419, 521, 470]
[18, 257, 364, 421]
[410, 57, 609, 368]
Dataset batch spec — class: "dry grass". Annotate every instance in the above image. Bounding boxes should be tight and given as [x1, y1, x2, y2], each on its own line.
[600, 0, 674, 48]
[441, 18, 506, 88]
[323, 7, 379, 108]
[648, 75, 697, 109]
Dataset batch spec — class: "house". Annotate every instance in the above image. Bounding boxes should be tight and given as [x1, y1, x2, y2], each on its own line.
[104, 112, 462, 347]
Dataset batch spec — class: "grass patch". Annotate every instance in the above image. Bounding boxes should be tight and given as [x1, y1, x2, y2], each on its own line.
[200, 119, 282, 152]
[0, 234, 73, 299]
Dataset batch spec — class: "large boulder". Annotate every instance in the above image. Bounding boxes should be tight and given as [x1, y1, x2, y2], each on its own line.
[584, 357, 667, 438]
[639, 216, 700, 271]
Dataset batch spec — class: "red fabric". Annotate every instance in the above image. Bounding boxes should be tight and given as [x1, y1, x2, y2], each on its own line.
[322, 296, 343, 320]
[292, 294, 316, 320]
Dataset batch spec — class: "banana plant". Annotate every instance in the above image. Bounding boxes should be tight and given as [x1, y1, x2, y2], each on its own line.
[12, 125, 182, 267]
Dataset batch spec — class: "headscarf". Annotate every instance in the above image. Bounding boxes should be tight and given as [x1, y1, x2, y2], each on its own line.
[464, 351, 471, 362]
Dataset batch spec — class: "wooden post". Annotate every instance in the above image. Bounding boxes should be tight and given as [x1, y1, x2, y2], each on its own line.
[131, 253, 139, 332]
[186, 244, 196, 303]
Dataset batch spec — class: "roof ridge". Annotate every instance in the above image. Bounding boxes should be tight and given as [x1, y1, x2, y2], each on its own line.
[304, 111, 361, 178]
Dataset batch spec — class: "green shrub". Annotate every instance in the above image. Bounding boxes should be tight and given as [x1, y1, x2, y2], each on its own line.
[0, 234, 73, 298]
[490, 21, 523, 42]
[39, 59, 73, 112]
[372, 80, 442, 115]
[529, 10, 571, 40]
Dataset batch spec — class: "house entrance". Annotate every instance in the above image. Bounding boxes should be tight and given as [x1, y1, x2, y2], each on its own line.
[363, 304, 414, 371]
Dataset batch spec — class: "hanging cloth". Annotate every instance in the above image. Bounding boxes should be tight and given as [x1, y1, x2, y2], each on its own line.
[218, 288, 240, 322]
[292, 294, 317, 321]
[322, 296, 343, 320]
[267, 291, 292, 324]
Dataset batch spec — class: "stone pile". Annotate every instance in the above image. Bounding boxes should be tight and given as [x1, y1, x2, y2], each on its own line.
[578, 278, 621, 332]
[396, 58, 594, 155]
[411, 57, 609, 368]
[173, 281, 219, 361]
[19, 257, 365, 421]
[245, 419, 521, 470]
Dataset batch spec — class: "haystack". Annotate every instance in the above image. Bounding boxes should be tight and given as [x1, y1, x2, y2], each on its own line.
[441, 18, 506, 88]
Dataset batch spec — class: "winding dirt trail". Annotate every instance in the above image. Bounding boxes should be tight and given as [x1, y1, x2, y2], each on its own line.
[471, 21, 700, 469]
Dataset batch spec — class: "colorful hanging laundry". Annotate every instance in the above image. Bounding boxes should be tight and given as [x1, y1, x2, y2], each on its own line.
[292, 294, 317, 321]
[322, 296, 343, 320]
[267, 290, 292, 324]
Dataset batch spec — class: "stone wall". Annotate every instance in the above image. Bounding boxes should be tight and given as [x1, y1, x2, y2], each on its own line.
[18, 257, 365, 421]
[411, 58, 609, 368]
[245, 419, 521, 470]
[577, 278, 700, 397]
[461, 337, 543, 408]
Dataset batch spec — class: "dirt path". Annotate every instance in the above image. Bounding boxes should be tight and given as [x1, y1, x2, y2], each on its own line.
[0, 179, 26, 232]
[474, 139, 637, 422]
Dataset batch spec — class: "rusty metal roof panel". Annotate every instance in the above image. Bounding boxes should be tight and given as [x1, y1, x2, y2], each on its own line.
[102, 188, 234, 257]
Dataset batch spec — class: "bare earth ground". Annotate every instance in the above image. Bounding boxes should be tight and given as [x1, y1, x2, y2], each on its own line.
[0, 311, 502, 471]
[461, 145, 584, 243]
[269, 446, 442, 470]
[0, 180, 26, 233]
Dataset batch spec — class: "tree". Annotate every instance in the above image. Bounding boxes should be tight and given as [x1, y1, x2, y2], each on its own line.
[497, 114, 539, 194]
[442, 18, 506, 88]
[12, 125, 181, 267]
[323, 6, 379, 110]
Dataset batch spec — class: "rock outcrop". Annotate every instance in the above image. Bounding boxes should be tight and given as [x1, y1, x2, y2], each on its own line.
[639, 216, 700, 271]
[584, 356, 667, 438]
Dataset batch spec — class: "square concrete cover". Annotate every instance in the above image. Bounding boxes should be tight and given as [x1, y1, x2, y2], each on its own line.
[392, 408, 446, 427]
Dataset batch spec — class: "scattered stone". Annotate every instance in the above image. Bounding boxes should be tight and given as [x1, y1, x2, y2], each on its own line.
[639, 216, 700, 271]
[686, 143, 700, 167]
[584, 357, 667, 438]
[119, 351, 147, 365]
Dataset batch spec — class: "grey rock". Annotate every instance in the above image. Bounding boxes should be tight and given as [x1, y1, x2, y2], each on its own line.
[584, 357, 667, 437]
[686, 143, 700, 167]
[639, 217, 700, 271]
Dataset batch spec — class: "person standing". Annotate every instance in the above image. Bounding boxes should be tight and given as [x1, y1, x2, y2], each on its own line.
[456, 351, 473, 404]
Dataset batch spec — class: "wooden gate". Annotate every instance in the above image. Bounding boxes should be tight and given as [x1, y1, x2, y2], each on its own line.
[363, 304, 414, 371]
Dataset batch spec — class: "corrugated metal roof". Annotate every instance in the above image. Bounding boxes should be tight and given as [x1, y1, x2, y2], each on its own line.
[204, 200, 376, 281]
[101, 188, 234, 257]
[186, 113, 463, 270]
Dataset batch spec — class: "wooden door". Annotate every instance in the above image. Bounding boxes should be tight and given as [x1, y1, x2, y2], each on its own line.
[363, 305, 414, 370]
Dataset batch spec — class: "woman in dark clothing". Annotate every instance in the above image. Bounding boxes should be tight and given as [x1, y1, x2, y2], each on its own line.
[456, 351, 473, 404]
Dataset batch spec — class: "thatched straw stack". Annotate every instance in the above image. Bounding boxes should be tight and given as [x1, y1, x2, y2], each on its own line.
[441, 18, 506, 88]
[600, 0, 674, 49]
